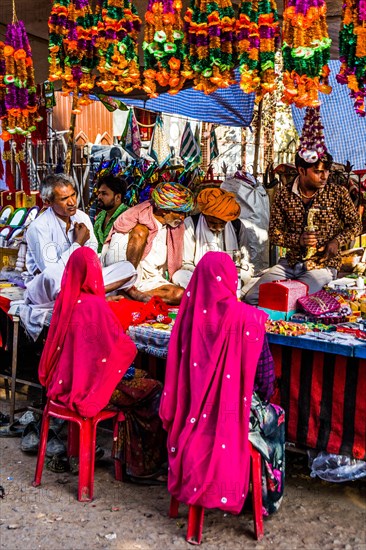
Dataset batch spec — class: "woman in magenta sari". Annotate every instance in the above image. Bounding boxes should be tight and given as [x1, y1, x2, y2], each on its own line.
[160, 251, 284, 515]
[39, 247, 166, 481]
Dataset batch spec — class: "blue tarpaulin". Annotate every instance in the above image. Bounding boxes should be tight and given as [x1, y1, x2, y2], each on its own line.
[113, 76, 255, 128]
[292, 60, 366, 171]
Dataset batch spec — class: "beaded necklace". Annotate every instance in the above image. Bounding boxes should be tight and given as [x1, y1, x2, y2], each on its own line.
[299, 188, 318, 200]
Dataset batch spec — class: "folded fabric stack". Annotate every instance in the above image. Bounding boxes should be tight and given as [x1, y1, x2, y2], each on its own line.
[128, 323, 172, 358]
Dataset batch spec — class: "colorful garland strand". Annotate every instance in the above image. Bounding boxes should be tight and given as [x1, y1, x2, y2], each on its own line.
[48, 0, 98, 113]
[142, 0, 192, 98]
[236, 0, 280, 102]
[95, 0, 141, 94]
[337, 0, 366, 116]
[282, 0, 332, 108]
[0, 20, 41, 141]
[184, 0, 236, 94]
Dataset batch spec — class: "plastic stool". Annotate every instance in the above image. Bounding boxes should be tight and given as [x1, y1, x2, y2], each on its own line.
[32, 399, 125, 501]
[169, 443, 264, 544]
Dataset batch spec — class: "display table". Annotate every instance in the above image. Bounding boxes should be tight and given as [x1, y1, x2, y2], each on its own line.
[267, 333, 366, 461]
[129, 325, 366, 460]
[0, 288, 43, 423]
[1, 293, 365, 460]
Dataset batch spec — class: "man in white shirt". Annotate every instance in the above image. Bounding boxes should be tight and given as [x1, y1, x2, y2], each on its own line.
[25, 173, 137, 308]
[172, 187, 253, 290]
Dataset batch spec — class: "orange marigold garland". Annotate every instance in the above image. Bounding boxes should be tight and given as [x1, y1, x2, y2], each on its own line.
[95, 0, 141, 94]
[0, 20, 41, 142]
[337, 0, 366, 116]
[282, 0, 332, 108]
[184, 0, 236, 94]
[142, 0, 192, 98]
[48, 0, 98, 113]
[236, 0, 280, 102]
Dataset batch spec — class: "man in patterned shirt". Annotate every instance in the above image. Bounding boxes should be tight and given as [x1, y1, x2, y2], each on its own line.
[245, 151, 361, 305]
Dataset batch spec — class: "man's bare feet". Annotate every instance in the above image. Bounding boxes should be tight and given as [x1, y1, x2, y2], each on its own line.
[105, 295, 126, 302]
[124, 286, 151, 303]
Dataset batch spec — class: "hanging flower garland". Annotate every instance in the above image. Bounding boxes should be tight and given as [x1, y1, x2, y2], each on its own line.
[142, 0, 192, 98]
[282, 0, 332, 108]
[48, 0, 98, 113]
[0, 41, 5, 123]
[337, 0, 366, 116]
[184, 0, 236, 94]
[95, 0, 141, 94]
[0, 20, 41, 142]
[236, 0, 280, 102]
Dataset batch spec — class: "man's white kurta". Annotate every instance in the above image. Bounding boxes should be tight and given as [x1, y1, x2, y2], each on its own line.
[24, 207, 136, 306]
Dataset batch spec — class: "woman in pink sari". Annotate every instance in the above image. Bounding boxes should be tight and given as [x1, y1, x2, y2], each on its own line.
[39, 247, 166, 480]
[160, 251, 284, 515]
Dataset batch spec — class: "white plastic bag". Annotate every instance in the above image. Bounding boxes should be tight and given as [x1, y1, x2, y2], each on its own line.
[308, 451, 366, 483]
[221, 176, 270, 274]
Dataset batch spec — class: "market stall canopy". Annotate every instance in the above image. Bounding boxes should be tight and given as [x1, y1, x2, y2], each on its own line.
[0, 0, 344, 85]
[108, 72, 255, 126]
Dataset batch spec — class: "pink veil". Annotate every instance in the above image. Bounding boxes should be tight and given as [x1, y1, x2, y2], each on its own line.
[38, 247, 137, 417]
[160, 251, 267, 513]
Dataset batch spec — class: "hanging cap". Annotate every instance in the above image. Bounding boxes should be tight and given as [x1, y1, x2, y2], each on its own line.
[298, 107, 328, 164]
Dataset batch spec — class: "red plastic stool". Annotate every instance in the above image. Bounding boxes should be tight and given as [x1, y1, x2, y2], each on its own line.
[32, 399, 125, 501]
[169, 443, 264, 545]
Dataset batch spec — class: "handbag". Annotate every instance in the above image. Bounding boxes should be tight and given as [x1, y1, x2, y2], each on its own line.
[297, 290, 340, 316]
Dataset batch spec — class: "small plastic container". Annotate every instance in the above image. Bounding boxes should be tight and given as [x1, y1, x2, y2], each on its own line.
[357, 276, 365, 290]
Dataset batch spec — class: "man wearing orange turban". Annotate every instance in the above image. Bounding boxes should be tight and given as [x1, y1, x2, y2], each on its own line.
[172, 187, 253, 291]
[197, 187, 241, 224]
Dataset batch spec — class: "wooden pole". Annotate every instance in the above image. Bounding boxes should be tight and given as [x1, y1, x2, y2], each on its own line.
[241, 127, 247, 170]
[253, 100, 263, 178]
[64, 95, 77, 175]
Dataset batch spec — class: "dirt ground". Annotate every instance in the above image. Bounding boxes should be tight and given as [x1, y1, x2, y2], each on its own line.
[1, 395, 366, 550]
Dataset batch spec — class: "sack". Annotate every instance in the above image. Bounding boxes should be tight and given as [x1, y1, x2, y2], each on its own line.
[221, 177, 270, 274]
[297, 290, 340, 316]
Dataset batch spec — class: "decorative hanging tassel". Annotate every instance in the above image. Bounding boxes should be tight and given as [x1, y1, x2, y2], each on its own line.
[282, 0, 332, 108]
[48, 0, 98, 112]
[236, 0, 280, 102]
[95, 0, 141, 94]
[298, 106, 328, 163]
[0, 15, 41, 141]
[337, 0, 366, 116]
[184, 0, 236, 94]
[142, 0, 191, 98]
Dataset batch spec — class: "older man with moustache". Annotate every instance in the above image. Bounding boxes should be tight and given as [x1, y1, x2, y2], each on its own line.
[172, 187, 253, 290]
[22, 173, 137, 339]
[106, 182, 194, 305]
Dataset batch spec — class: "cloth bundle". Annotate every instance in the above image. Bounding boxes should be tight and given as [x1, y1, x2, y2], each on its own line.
[109, 296, 171, 331]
